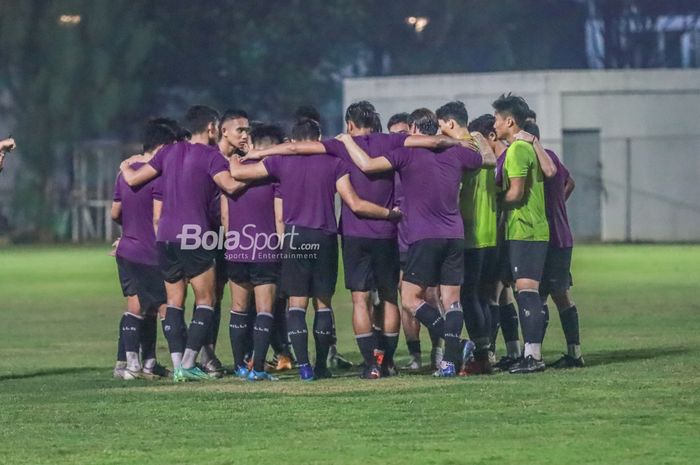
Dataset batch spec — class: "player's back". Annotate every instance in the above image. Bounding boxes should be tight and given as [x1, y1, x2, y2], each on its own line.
[114, 162, 159, 265]
[149, 141, 228, 242]
[543, 149, 573, 248]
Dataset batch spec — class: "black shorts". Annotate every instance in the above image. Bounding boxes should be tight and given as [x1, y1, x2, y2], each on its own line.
[463, 246, 498, 291]
[116, 257, 166, 313]
[280, 225, 338, 298]
[341, 236, 399, 297]
[507, 240, 549, 282]
[157, 242, 216, 283]
[215, 248, 228, 292]
[540, 246, 573, 295]
[227, 261, 280, 286]
[403, 238, 464, 287]
[399, 251, 408, 273]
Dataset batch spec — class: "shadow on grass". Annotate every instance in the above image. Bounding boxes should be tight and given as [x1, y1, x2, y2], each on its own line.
[582, 346, 690, 367]
[0, 366, 102, 381]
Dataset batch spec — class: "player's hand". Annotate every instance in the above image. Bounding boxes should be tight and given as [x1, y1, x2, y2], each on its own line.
[229, 154, 241, 166]
[119, 160, 132, 172]
[457, 134, 479, 152]
[387, 207, 402, 222]
[470, 132, 490, 150]
[335, 133, 352, 142]
[0, 137, 16, 153]
[0, 153, 5, 172]
[109, 238, 120, 257]
[242, 148, 265, 161]
[514, 130, 536, 143]
[126, 153, 143, 163]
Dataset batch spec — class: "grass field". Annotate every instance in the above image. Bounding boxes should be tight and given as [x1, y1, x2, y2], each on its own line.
[0, 244, 699, 465]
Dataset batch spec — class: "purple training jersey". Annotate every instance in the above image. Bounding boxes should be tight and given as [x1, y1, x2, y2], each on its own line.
[225, 160, 280, 262]
[385, 145, 483, 245]
[322, 132, 408, 239]
[544, 150, 574, 248]
[113, 162, 159, 266]
[263, 154, 349, 234]
[148, 141, 230, 242]
[393, 172, 409, 253]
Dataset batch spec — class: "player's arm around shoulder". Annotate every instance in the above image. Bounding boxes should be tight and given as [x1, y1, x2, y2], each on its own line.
[336, 133, 392, 173]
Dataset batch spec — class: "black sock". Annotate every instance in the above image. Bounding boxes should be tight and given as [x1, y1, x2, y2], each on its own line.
[355, 332, 377, 366]
[229, 310, 249, 368]
[116, 314, 126, 362]
[208, 302, 221, 349]
[382, 332, 399, 364]
[185, 306, 214, 352]
[162, 306, 187, 355]
[121, 313, 142, 354]
[406, 339, 421, 356]
[489, 304, 500, 351]
[414, 303, 444, 343]
[461, 290, 482, 341]
[253, 312, 274, 372]
[559, 305, 580, 346]
[516, 291, 546, 345]
[499, 302, 519, 344]
[270, 296, 288, 354]
[245, 304, 257, 357]
[287, 307, 309, 365]
[313, 308, 334, 369]
[542, 303, 550, 342]
[444, 303, 464, 365]
[140, 313, 157, 362]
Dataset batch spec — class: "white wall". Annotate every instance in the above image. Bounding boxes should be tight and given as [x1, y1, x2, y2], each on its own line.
[344, 69, 700, 242]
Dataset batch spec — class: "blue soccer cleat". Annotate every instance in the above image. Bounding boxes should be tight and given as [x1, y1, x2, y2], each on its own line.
[298, 363, 314, 381]
[233, 365, 250, 379]
[433, 361, 457, 378]
[247, 370, 279, 382]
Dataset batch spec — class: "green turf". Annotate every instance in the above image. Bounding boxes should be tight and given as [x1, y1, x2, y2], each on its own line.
[0, 244, 699, 465]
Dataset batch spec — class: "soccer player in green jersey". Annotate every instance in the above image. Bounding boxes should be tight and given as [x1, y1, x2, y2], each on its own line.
[492, 94, 551, 374]
[436, 101, 497, 375]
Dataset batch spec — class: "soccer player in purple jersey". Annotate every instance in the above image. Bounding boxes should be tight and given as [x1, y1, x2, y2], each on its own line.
[119, 105, 248, 382]
[468, 114, 522, 370]
[111, 120, 179, 380]
[230, 118, 401, 381]
[337, 108, 497, 377]
[220, 124, 286, 381]
[519, 120, 584, 368]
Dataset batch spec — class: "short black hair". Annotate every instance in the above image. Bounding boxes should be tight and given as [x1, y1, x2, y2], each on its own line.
[250, 124, 285, 147]
[220, 108, 249, 128]
[142, 119, 178, 152]
[467, 114, 496, 138]
[183, 105, 220, 134]
[492, 93, 530, 128]
[409, 108, 438, 136]
[370, 112, 383, 133]
[345, 101, 376, 129]
[525, 108, 537, 121]
[436, 101, 469, 127]
[522, 121, 540, 140]
[291, 118, 321, 141]
[294, 105, 321, 123]
[150, 117, 190, 141]
[387, 112, 410, 131]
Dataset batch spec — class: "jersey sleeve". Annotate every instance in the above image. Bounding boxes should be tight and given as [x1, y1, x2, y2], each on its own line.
[262, 156, 281, 179]
[208, 151, 230, 178]
[151, 176, 163, 201]
[272, 181, 281, 199]
[321, 139, 348, 160]
[384, 148, 409, 171]
[334, 158, 351, 181]
[504, 141, 532, 178]
[148, 145, 170, 173]
[113, 174, 122, 202]
[456, 146, 483, 170]
[387, 132, 409, 150]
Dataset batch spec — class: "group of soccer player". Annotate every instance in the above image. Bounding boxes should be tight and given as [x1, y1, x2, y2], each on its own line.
[111, 92, 584, 383]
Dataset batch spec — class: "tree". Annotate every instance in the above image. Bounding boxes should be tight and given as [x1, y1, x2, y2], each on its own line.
[0, 0, 156, 239]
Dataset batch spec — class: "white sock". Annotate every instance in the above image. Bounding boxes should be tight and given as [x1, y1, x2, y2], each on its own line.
[126, 352, 141, 371]
[524, 343, 542, 360]
[505, 341, 521, 358]
[181, 348, 198, 369]
[143, 358, 156, 370]
[115, 361, 126, 369]
[170, 352, 183, 368]
[568, 344, 581, 359]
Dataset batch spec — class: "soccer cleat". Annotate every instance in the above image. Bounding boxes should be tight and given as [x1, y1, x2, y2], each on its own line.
[381, 360, 398, 378]
[147, 362, 172, 378]
[433, 360, 457, 378]
[509, 355, 546, 374]
[247, 370, 279, 381]
[430, 346, 444, 370]
[173, 366, 210, 382]
[233, 365, 250, 379]
[360, 363, 382, 380]
[327, 346, 354, 369]
[488, 350, 497, 365]
[203, 358, 225, 379]
[461, 340, 476, 364]
[275, 354, 294, 371]
[113, 363, 127, 379]
[298, 363, 314, 381]
[122, 368, 144, 380]
[550, 354, 585, 369]
[313, 365, 333, 380]
[402, 354, 422, 370]
[493, 355, 520, 372]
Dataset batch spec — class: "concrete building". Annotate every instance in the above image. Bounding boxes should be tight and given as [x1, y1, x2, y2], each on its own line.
[344, 69, 700, 242]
